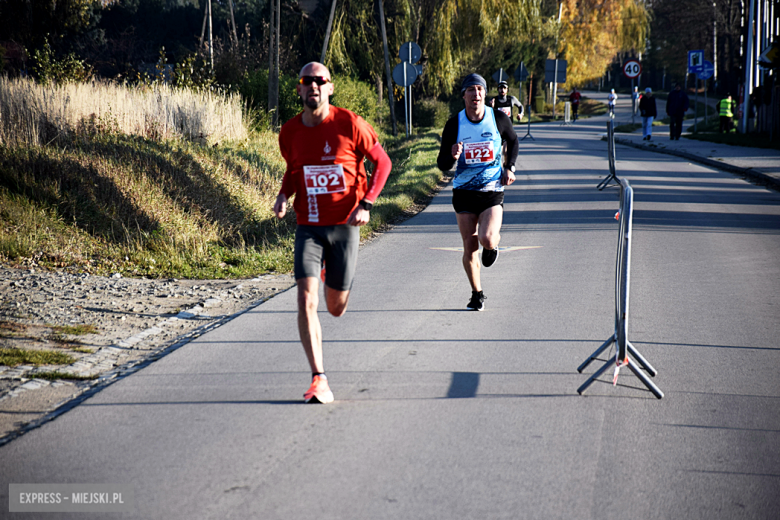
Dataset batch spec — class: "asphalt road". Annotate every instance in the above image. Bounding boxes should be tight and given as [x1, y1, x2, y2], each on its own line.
[2, 106, 779, 519]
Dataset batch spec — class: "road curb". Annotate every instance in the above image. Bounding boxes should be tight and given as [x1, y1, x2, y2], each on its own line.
[610, 137, 780, 191]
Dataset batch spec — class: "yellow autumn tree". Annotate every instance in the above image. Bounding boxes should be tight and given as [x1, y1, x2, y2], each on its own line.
[557, 0, 651, 86]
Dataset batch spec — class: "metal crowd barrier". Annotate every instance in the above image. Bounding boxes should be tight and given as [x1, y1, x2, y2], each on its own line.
[577, 125, 663, 399]
[597, 120, 618, 190]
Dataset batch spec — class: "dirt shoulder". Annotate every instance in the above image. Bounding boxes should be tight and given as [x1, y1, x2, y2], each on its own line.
[0, 268, 295, 445]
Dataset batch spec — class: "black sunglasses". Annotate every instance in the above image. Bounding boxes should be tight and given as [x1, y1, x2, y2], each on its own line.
[299, 76, 331, 86]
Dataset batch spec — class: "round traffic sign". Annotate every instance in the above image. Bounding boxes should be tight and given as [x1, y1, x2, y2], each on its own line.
[623, 59, 642, 79]
[392, 62, 418, 87]
[697, 60, 714, 80]
[399, 42, 422, 64]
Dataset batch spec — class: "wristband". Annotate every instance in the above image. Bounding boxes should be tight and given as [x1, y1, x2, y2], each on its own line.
[359, 199, 373, 211]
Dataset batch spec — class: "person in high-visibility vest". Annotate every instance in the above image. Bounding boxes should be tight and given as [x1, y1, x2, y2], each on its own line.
[718, 94, 736, 133]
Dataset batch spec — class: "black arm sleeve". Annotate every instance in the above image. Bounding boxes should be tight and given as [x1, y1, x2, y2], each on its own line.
[494, 109, 519, 167]
[437, 116, 460, 171]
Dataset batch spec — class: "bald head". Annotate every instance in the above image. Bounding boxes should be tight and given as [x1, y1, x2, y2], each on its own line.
[299, 62, 331, 81]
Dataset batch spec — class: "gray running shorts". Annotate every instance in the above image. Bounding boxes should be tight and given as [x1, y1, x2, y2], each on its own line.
[294, 224, 360, 291]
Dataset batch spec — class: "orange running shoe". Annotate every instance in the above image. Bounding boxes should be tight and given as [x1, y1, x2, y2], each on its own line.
[304, 375, 334, 404]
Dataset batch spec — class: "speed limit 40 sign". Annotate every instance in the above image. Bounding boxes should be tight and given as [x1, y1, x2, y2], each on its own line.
[623, 59, 642, 79]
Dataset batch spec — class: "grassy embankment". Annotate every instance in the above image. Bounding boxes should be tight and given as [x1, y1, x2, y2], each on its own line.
[0, 77, 445, 280]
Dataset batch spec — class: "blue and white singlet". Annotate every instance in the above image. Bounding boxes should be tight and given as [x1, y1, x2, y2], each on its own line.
[454, 108, 504, 192]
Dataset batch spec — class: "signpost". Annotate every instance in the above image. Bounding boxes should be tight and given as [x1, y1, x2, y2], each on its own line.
[514, 63, 528, 109]
[623, 59, 641, 123]
[515, 62, 533, 140]
[544, 59, 567, 120]
[688, 51, 705, 134]
[393, 42, 421, 138]
[392, 61, 417, 138]
[698, 60, 714, 127]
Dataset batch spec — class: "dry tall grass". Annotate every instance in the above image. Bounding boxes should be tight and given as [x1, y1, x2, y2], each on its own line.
[0, 77, 248, 146]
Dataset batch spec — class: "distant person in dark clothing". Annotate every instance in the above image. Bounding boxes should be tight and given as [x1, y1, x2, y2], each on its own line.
[568, 87, 581, 121]
[666, 83, 689, 140]
[638, 87, 657, 140]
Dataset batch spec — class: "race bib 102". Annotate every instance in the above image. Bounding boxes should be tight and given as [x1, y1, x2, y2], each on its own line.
[463, 141, 495, 165]
[304, 164, 346, 195]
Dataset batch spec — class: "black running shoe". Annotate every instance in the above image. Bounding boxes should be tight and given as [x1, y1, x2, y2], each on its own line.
[466, 291, 486, 311]
[481, 247, 499, 268]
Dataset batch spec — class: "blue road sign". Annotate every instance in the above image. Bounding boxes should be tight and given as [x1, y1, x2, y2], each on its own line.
[399, 42, 421, 64]
[698, 60, 714, 80]
[392, 61, 417, 87]
[492, 68, 509, 84]
[688, 50, 704, 74]
[544, 59, 567, 83]
[514, 62, 529, 82]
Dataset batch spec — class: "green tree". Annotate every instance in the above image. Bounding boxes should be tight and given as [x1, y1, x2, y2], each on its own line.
[325, 0, 544, 97]
[0, 0, 102, 51]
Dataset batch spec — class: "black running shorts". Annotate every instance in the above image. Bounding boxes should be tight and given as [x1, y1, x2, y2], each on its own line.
[452, 189, 504, 215]
[294, 224, 359, 291]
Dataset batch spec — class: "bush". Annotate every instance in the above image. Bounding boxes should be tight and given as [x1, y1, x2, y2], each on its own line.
[329, 74, 378, 126]
[414, 98, 450, 128]
[31, 39, 93, 86]
[240, 69, 302, 129]
[240, 70, 379, 129]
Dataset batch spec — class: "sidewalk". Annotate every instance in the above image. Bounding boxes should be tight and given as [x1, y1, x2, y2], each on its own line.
[582, 90, 780, 190]
[613, 125, 780, 191]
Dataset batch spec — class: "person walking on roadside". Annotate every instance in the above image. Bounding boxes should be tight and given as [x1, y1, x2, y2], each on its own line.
[718, 94, 736, 133]
[437, 73, 519, 311]
[568, 87, 582, 121]
[639, 87, 657, 140]
[607, 88, 618, 117]
[490, 80, 525, 123]
[666, 83, 690, 140]
[273, 61, 392, 404]
[632, 86, 640, 115]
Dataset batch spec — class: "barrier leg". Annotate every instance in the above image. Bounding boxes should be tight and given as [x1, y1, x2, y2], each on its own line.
[627, 341, 657, 377]
[627, 358, 664, 399]
[577, 358, 613, 395]
[597, 172, 619, 191]
[578, 355, 664, 398]
[577, 335, 615, 373]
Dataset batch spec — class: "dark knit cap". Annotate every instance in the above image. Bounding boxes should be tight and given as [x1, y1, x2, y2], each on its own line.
[461, 73, 487, 93]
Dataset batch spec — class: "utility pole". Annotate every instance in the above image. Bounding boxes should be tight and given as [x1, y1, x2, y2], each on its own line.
[228, 0, 239, 48]
[321, 0, 338, 63]
[208, 0, 214, 70]
[552, 3, 563, 120]
[377, 0, 397, 136]
[741, 0, 755, 133]
[268, 0, 280, 128]
[713, 1, 718, 87]
[199, 0, 215, 70]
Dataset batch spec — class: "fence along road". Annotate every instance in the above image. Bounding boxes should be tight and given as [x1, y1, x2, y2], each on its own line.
[1, 109, 779, 519]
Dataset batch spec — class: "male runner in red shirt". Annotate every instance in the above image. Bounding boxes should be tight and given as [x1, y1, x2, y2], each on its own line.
[274, 61, 392, 403]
